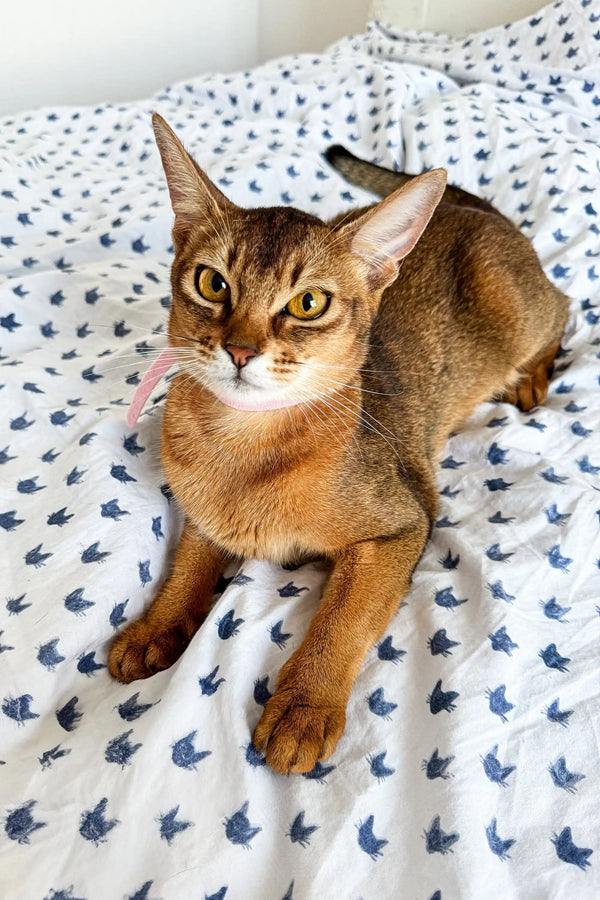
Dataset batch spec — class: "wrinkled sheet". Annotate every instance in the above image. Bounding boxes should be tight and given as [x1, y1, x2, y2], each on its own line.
[1, 1, 599, 897]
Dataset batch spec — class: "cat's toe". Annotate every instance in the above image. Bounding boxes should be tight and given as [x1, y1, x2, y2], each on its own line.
[253, 691, 346, 774]
[108, 622, 188, 682]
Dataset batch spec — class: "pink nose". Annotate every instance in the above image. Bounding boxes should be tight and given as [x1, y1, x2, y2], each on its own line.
[226, 345, 258, 368]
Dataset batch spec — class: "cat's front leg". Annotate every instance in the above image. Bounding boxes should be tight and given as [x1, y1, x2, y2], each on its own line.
[108, 519, 227, 682]
[253, 523, 429, 774]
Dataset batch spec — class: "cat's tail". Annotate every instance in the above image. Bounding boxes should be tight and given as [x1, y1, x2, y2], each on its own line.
[325, 145, 501, 216]
[325, 146, 411, 197]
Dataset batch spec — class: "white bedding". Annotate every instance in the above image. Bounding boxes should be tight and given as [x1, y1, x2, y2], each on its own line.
[1, 1, 599, 897]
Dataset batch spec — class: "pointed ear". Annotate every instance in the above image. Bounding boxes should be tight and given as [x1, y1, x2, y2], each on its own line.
[152, 112, 235, 244]
[341, 169, 447, 290]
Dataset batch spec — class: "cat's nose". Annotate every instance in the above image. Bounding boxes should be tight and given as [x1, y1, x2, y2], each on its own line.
[225, 344, 258, 368]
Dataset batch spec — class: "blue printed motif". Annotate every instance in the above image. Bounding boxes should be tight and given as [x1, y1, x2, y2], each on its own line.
[1, 1, 599, 896]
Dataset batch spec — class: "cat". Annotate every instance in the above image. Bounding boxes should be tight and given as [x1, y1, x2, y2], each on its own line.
[108, 114, 569, 774]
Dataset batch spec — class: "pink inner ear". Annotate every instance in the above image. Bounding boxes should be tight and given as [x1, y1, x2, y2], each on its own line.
[126, 349, 176, 428]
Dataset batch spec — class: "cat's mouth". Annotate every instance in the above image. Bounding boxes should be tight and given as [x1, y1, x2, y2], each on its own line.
[212, 377, 304, 412]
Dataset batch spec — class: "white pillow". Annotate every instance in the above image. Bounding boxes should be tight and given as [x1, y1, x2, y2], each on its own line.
[369, 0, 548, 36]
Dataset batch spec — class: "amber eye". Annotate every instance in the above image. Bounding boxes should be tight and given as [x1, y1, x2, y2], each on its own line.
[285, 289, 329, 320]
[196, 266, 230, 303]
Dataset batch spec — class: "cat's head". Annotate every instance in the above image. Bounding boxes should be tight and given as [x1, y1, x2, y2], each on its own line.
[153, 114, 445, 412]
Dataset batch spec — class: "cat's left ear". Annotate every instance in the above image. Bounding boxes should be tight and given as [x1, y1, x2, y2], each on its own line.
[341, 169, 447, 290]
[152, 112, 235, 246]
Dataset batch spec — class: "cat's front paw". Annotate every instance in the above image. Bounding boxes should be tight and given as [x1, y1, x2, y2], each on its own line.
[253, 688, 346, 774]
[108, 619, 189, 683]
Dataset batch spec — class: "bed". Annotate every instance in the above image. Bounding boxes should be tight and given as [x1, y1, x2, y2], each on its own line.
[1, 1, 599, 897]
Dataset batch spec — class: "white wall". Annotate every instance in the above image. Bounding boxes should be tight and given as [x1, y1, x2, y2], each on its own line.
[258, 0, 371, 61]
[1, 0, 259, 116]
[369, 0, 547, 36]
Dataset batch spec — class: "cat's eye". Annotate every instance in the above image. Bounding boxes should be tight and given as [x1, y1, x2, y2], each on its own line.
[195, 266, 230, 303]
[285, 289, 330, 320]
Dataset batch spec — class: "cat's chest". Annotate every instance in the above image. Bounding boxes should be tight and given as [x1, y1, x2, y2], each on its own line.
[161, 413, 351, 562]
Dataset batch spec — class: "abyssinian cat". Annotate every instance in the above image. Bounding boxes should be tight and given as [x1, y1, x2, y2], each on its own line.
[108, 114, 569, 774]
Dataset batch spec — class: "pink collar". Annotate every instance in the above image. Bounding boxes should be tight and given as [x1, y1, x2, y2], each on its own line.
[127, 349, 176, 427]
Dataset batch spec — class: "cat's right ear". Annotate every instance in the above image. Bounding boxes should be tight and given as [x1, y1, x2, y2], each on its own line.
[339, 168, 447, 292]
[152, 113, 235, 246]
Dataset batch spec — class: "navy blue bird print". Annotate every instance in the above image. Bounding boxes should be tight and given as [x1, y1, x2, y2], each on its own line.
[302, 761, 336, 783]
[198, 665, 225, 696]
[117, 691, 157, 722]
[56, 695, 82, 732]
[540, 597, 571, 621]
[105, 730, 142, 767]
[549, 756, 585, 793]
[439, 548, 460, 569]
[80, 541, 111, 564]
[539, 643, 570, 672]
[481, 745, 515, 785]
[546, 544, 572, 573]
[244, 741, 266, 768]
[101, 498, 130, 521]
[428, 680, 459, 714]
[171, 731, 211, 770]
[488, 626, 518, 656]
[77, 651, 106, 676]
[486, 685, 514, 722]
[287, 811, 319, 847]
[253, 676, 273, 706]
[485, 818, 515, 861]
[485, 543, 514, 563]
[79, 797, 119, 845]
[421, 748, 455, 780]
[487, 580, 516, 603]
[2, 693, 39, 724]
[47, 507, 74, 527]
[205, 889, 228, 900]
[268, 619, 292, 649]
[544, 697, 573, 727]
[551, 827, 593, 870]
[5, 800, 46, 844]
[224, 801, 261, 848]
[217, 609, 244, 639]
[64, 588, 95, 615]
[109, 599, 129, 629]
[367, 750, 396, 781]
[367, 687, 397, 719]
[544, 503, 571, 526]
[158, 806, 193, 845]
[487, 442, 509, 465]
[0, 510, 24, 531]
[423, 816, 460, 855]
[39, 744, 71, 769]
[377, 634, 406, 663]
[277, 581, 308, 597]
[428, 628, 461, 657]
[434, 587, 468, 610]
[110, 463, 137, 483]
[37, 638, 66, 670]
[357, 815, 388, 860]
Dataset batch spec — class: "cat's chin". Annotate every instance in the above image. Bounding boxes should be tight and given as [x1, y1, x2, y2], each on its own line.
[213, 390, 303, 412]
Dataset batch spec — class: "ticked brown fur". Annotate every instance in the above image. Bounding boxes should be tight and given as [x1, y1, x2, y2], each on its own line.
[108, 118, 569, 774]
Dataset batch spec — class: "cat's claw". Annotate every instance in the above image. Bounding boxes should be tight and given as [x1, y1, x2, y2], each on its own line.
[253, 689, 346, 774]
[108, 620, 189, 682]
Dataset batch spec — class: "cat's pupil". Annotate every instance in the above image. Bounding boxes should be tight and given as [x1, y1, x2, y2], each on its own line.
[212, 273, 225, 293]
[302, 292, 315, 311]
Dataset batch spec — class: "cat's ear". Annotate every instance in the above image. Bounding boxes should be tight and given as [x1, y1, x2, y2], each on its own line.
[342, 169, 447, 290]
[152, 113, 234, 244]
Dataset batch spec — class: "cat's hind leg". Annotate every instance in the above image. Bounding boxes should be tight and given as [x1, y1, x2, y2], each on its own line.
[499, 339, 562, 412]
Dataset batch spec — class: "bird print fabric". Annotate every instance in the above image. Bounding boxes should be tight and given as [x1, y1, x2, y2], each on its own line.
[1, 1, 599, 896]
